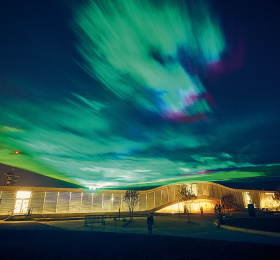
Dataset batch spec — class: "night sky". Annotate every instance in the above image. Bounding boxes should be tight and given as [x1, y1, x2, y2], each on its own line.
[1, 0, 280, 189]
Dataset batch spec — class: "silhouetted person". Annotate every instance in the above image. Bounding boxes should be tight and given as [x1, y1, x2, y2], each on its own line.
[218, 204, 222, 216]
[200, 206, 203, 215]
[214, 204, 218, 214]
[147, 213, 154, 234]
[217, 216, 223, 228]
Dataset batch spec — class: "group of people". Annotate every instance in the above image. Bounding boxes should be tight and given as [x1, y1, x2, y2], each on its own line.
[147, 204, 225, 233]
[214, 204, 224, 216]
[214, 204, 224, 228]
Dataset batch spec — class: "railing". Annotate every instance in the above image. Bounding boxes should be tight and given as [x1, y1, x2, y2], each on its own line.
[29, 207, 42, 215]
[84, 215, 106, 229]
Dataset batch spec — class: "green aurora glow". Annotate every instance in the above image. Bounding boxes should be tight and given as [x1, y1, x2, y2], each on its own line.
[0, 0, 277, 189]
[72, 0, 225, 112]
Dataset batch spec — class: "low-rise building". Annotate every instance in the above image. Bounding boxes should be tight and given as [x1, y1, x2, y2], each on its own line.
[0, 182, 277, 218]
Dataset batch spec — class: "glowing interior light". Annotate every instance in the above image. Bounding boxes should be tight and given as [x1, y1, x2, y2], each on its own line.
[87, 186, 97, 191]
[16, 191, 31, 199]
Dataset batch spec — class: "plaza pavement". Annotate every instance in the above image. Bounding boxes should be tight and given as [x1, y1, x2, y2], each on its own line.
[1, 212, 280, 245]
[1, 213, 280, 259]
[41, 213, 280, 245]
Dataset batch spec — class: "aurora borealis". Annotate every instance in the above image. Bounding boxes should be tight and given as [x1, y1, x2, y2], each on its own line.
[1, 0, 280, 189]
[72, 0, 225, 117]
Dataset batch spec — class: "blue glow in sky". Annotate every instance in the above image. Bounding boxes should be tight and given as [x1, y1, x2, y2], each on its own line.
[0, 0, 280, 188]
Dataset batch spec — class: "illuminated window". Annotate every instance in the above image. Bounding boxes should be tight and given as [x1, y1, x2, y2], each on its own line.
[14, 191, 31, 214]
[191, 184, 198, 196]
[16, 191, 31, 199]
[245, 192, 251, 206]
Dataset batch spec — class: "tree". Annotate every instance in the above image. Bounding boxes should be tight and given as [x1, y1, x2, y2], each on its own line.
[123, 190, 139, 221]
[221, 192, 237, 214]
[4, 170, 18, 186]
[177, 184, 197, 222]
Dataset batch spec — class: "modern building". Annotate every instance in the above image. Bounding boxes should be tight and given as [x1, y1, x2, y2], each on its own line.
[0, 182, 277, 218]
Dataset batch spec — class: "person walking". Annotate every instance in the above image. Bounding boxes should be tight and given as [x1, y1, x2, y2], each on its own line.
[218, 204, 222, 217]
[200, 206, 203, 215]
[147, 213, 154, 234]
[217, 216, 223, 228]
[214, 204, 218, 214]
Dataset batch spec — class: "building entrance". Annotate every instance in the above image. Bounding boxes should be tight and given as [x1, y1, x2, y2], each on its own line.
[14, 191, 31, 214]
[14, 199, 30, 214]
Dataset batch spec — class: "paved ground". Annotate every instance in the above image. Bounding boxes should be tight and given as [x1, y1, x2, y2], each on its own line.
[31, 212, 280, 245]
[222, 216, 280, 232]
[0, 212, 279, 259]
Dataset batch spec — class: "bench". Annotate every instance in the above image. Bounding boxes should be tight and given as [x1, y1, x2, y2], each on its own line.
[84, 215, 106, 228]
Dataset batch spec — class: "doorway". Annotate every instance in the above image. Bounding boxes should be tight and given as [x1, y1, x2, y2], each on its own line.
[14, 191, 31, 214]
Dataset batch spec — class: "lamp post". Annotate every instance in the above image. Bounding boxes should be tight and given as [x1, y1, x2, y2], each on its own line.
[119, 200, 120, 220]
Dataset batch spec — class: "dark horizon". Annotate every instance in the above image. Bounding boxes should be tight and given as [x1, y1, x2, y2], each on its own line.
[0, 163, 83, 189]
[1, 162, 279, 192]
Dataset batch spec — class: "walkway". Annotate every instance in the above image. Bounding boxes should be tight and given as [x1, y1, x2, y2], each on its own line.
[37, 213, 280, 246]
[1, 212, 279, 245]
[1, 213, 280, 259]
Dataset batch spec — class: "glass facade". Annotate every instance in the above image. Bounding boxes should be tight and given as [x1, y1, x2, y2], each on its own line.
[0, 182, 277, 216]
